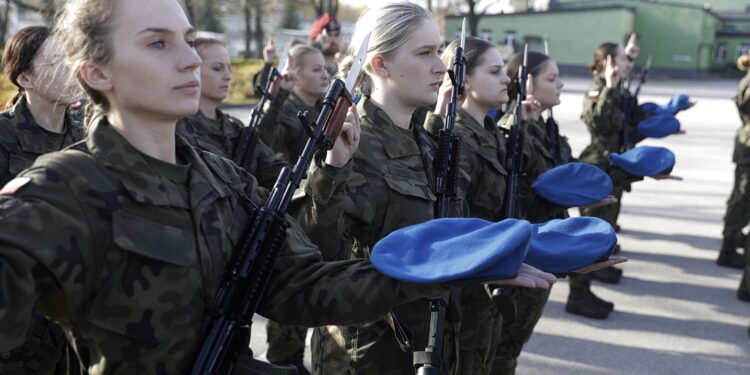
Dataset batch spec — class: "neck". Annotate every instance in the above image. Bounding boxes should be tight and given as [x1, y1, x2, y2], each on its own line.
[24, 93, 66, 133]
[108, 108, 177, 163]
[199, 97, 219, 120]
[369, 87, 415, 129]
[530, 106, 545, 121]
[293, 87, 318, 107]
[462, 99, 491, 126]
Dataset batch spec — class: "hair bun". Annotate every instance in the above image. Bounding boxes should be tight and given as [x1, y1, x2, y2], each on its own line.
[738, 54, 750, 71]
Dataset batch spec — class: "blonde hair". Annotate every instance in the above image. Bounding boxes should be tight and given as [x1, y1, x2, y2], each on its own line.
[195, 36, 225, 58]
[55, 0, 117, 113]
[289, 44, 322, 76]
[738, 53, 750, 72]
[341, 2, 432, 94]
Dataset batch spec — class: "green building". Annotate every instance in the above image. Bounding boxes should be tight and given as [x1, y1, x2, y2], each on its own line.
[446, 0, 750, 77]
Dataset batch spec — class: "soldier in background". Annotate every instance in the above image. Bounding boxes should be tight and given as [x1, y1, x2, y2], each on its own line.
[309, 12, 342, 74]
[0, 25, 84, 375]
[718, 52, 750, 270]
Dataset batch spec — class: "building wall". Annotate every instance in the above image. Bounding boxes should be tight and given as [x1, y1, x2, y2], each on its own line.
[556, 0, 749, 12]
[445, 7, 634, 71]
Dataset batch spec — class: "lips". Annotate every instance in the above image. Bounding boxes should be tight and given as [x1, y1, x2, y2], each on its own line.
[175, 80, 200, 94]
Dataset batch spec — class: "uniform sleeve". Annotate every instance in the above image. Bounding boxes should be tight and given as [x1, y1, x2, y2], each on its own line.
[252, 138, 288, 190]
[258, 215, 444, 326]
[0, 146, 10, 187]
[737, 79, 750, 116]
[582, 86, 621, 136]
[256, 90, 291, 153]
[292, 154, 356, 261]
[0, 165, 92, 351]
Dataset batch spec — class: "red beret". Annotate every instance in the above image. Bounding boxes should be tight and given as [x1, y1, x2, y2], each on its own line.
[309, 13, 341, 41]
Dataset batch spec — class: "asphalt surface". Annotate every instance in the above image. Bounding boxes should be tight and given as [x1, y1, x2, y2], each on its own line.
[226, 76, 750, 374]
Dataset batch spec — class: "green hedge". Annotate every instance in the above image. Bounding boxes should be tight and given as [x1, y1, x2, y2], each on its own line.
[0, 58, 264, 108]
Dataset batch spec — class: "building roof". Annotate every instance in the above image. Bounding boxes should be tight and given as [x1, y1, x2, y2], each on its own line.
[714, 12, 750, 22]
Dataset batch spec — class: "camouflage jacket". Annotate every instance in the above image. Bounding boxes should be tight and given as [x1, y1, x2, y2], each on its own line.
[578, 77, 645, 168]
[0, 115, 443, 375]
[176, 109, 287, 190]
[498, 107, 557, 221]
[0, 95, 84, 186]
[578, 77, 644, 186]
[258, 91, 321, 165]
[293, 97, 466, 372]
[734, 72, 750, 165]
[520, 116, 575, 222]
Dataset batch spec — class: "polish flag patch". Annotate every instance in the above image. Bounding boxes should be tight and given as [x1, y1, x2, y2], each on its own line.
[0, 177, 31, 195]
[587, 90, 600, 98]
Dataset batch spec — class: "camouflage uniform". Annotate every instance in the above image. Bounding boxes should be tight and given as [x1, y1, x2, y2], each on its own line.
[578, 77, 644, 225]
[446, 110, 508, 374]
[176, 109, 286, 191]
[0, 94, 85, 375]
[0, 115, 446, 375]
[177, 109, 305, 365]
[293, 97, 465, 375]
[727, 73, 750, 292]
[491, 111, 574, 375]
[258, 91, 321, 165]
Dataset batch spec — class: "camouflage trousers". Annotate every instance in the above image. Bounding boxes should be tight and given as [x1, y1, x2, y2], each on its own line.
[310, 317, 458, 375]
[722, 165, 750, 247]
[265, 320, 307, 364]
[457, 286, 504, 375]
[0, 313, 81, 375]
[491, 286, 552, 375]
[580, 185, 624, 226]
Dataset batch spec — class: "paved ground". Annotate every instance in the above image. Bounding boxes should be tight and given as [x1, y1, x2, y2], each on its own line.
[226, 75, 750, 374]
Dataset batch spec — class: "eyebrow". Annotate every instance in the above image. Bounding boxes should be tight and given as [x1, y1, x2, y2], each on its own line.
[137, 27, 196, 36]
[415, 44, 441, 50]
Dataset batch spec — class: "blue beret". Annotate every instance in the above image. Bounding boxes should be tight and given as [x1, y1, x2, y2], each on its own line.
[371, 218, 532, 283]
[663, 94, 692, 115]
[610, 146, 675, 176]
[531, 162, 613, 207]
[636, 114, 681, 138]
[640, 102, 665, 115]
[524, 217, 617, 273]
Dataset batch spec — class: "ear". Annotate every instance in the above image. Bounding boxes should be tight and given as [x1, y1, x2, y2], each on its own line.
[78, 61, 112, 92]
[16, 71, 34, 91]
[369, 53, 388, 78]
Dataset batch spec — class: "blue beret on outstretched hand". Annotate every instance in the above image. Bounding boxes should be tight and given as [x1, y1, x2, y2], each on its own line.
[531, 162, 613, 207]
[524, 217, 617, 273]
[640, 102, 665, 115]
[371, 218, 532, 284]
[663, 94, 693, 115]
[610, 146, 675, 176]
[636, 114, 681, 138]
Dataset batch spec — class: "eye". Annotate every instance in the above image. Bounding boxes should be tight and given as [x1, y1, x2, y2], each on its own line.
[186, 40, 196, 48]
[418, 50, 431, 56]
[149, 40, 166, 49]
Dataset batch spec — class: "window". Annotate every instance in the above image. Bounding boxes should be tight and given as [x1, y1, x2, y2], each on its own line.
[524, 36, 543, 52]
[504, 31, 516, 46]
[480, 29, 492, 42]
[738, 44, 750, 59]
[715, 43, 727, 63]
[453, 27, 462, 40]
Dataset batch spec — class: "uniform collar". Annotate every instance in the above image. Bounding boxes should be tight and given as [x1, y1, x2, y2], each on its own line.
[86, 114, 232, 208]
[10, 94, 83, 154]
[289, 91, 322, 112]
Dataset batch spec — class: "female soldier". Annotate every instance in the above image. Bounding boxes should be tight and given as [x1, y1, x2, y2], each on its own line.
[175, 37, 286, 190]
[0, 1, 558, 374]
[726, 52, 750, 294]
[718, 52, 750, 270]
[0, 25, 84, 375]
[257, 44, 328, 164]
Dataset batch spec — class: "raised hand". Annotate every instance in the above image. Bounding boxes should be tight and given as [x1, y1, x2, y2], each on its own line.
[263, 36, 276, 64]
[604, 54, 621, 88]
[625, 33, 639, 59]
[325, 105, 361, 168]
[521, 73, 542, 120]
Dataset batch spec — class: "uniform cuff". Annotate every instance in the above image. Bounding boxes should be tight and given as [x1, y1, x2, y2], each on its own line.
[305, 152, 352, 205]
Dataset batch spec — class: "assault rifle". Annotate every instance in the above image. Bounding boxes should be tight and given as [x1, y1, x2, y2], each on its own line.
[232, 47, 288, 170]
[620, 55, 651, 153]
[413, 19, 466, 375]
[191, 33, 370, 375]
[490, 46, 529, 307]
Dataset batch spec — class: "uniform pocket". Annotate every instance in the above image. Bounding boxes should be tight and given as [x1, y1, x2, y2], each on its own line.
[85, 210, 200, 345]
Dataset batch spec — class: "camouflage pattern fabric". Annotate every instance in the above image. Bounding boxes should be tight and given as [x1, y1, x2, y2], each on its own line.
[722, 73, 750, 247]
[258, 91, 322, 165]
[293, 96, 466, 375]
[0, 94, 85, 375]
[0, 114, 445, 375]
[176, 109, 286, 190]
[578, 77, 643, 225]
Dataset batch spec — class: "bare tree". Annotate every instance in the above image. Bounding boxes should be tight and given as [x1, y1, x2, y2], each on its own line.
[308, 0, 338, 17]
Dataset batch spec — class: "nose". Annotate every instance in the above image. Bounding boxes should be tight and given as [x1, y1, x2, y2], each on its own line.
[179, 41, 202, 72]
[433, 55, 447, 76]
[501, 72, 511, 85]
